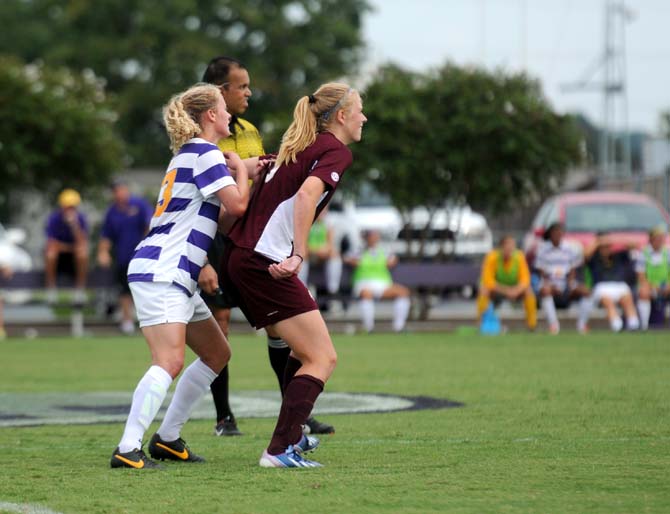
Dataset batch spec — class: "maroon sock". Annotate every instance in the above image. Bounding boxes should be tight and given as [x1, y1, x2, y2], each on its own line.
[282, 356, 302, 395]
[268, 374, 324, 455]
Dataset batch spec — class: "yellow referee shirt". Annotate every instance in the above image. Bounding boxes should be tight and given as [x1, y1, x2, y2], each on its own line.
[217, 117, 264, 158]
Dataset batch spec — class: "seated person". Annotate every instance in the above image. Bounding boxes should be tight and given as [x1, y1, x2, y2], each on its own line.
[535, 222, 591, 334]
[298, 207, 343, 302]
[477, 235, 537, 331]
[635, 224, 670, 330]
[583, 232, 639, 332]
[44, 189, 89, 304]
[344, 229, 410, 333]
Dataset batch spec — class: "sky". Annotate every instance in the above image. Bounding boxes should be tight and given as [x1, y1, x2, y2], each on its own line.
[362, 0, 670, 135]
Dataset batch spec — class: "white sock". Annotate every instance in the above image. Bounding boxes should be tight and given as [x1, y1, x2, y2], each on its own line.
[610, 316, 623, 332]
[157, 359, 217, 442]
[326, 257, 343, 294]
[392, 297, 411, 332]
[637, 299, 651, 330]
[626, 315, 640, 331]
[577, 297, 592, 332]
[541, 296, 559, 328]
[118, 365, 172, 453]
[360, 298, 375, 332]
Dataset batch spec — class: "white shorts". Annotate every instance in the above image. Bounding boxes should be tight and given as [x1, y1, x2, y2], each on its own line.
[129, 281, 212, 328]
[353, 279, 392, 299]
[591, 282, 632, 303]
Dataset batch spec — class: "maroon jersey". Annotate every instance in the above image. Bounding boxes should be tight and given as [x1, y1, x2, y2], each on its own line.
[228, 132, 352, 262]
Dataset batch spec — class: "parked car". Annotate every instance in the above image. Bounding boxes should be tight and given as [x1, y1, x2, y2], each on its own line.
[0, 223, 32, 273]
[327, 184, 493, 260]
[522, 191, 670, 265]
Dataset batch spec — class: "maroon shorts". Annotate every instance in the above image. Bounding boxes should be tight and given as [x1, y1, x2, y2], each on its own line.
[221, 245, 318, 329]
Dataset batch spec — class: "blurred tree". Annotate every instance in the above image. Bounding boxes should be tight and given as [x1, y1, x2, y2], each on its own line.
[0, 56, 123, 221]
[351, 63, 581, 259]
[0, 0, 370, 166]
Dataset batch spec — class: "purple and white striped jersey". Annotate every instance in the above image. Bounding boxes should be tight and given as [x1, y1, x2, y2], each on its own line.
[127, 138, 235, 295]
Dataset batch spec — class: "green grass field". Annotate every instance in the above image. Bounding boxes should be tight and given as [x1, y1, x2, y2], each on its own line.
[1, 331, 669, 513]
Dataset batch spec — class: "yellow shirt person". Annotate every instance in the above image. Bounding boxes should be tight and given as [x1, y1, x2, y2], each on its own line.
[477, 235, 536, 330]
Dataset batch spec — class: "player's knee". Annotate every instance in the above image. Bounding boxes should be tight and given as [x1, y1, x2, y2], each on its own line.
[162, 358, 184, 379]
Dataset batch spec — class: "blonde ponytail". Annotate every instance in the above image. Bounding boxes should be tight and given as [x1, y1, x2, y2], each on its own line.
[163, 83, 221, 154]
[276, 82, 355, 167]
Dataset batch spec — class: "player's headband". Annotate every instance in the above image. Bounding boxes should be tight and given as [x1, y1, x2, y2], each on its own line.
[320, 88, 353, 122]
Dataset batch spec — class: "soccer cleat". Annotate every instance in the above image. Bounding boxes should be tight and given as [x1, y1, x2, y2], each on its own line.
[110, 447, 162, 470]
[259, 445, 323, 468]
[303, 416, 335, 435]
[148, 433, 205, 463]
[214, 415, 242, 436]
[294, 434, 320, 454]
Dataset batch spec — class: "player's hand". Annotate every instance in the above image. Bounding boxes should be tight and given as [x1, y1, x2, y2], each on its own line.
[222, 151, 245, 177]
[256, 156, 276, 174]
[198, 263, 220, 295]
[268, 255, 302, 280]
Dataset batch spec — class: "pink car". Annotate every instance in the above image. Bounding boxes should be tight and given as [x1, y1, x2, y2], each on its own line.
[522, 191, 670, 265]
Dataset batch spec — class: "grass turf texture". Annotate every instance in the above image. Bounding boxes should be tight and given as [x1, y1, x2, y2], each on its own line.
[0, 332, 669, 513]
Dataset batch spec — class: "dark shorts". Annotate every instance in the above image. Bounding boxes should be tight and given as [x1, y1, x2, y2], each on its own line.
[221, 245, 318, 329]
[115, 263, 131, 295]
[200, 233, 237, 310]
[56, 252, 76, 276]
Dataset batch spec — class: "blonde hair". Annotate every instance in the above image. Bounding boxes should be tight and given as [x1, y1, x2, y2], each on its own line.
[163, 83, 221, 153]
[276, 82, 356, 167]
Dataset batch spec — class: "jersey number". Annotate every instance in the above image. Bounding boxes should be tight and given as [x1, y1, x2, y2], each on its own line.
[153, 169, 177, 218]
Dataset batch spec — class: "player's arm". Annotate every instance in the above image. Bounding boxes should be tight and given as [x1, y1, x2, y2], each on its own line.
[268, 176, 325, 279]
[216, 153, 249, 217]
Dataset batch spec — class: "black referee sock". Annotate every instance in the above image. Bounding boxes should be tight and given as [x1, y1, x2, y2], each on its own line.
[210, 365, 233, 422]
[267, 342, 291, 396]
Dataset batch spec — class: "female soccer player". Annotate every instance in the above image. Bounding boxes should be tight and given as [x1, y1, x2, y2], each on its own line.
[221, 82, 367, 467]
[110, 83, 254, 469]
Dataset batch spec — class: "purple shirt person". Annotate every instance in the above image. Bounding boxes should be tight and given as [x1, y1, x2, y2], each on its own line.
[97, 180, 152, 334]
[44, 188, 89, 303]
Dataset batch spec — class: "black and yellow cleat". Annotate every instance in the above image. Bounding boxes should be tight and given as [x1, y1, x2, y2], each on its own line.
[110, 447, 163, 470]
[148, 433, 205, 463]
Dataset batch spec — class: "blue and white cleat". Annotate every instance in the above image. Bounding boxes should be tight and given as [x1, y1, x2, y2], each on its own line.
[295, 434, 320, 454]
[259, 445, 323, 468]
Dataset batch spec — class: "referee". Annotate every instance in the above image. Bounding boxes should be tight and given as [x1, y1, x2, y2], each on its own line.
[200, 56, 334, 436]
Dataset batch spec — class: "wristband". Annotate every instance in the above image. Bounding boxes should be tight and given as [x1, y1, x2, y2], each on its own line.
[292, 254, 304, 263]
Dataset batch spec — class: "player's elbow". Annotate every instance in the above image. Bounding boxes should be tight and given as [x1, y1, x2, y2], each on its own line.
[226, 198, 248, 218]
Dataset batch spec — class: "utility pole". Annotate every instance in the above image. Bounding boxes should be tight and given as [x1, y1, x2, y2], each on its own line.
[562, 1, 633, 187]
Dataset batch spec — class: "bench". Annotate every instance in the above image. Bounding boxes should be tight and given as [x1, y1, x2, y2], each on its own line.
[305, 261, 481, 319]
[1, 269, 117, 337]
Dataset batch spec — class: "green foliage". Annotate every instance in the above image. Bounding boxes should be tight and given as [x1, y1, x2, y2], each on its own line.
[1, 332, 669, 513]
[0, 0, 370, 166]
[0, 56, 123, 218]
[352, 63, 582, 215]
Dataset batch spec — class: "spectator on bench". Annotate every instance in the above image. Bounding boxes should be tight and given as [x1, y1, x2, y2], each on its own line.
[535, 222, 591, 334]
[345, 229, 410, 333]
[583, 232, 639, 332]
[97, 180, 152, 335]
[44, 189, 89, 305]
[477, 235, 537, 331]
[635, 224, 670, 330]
